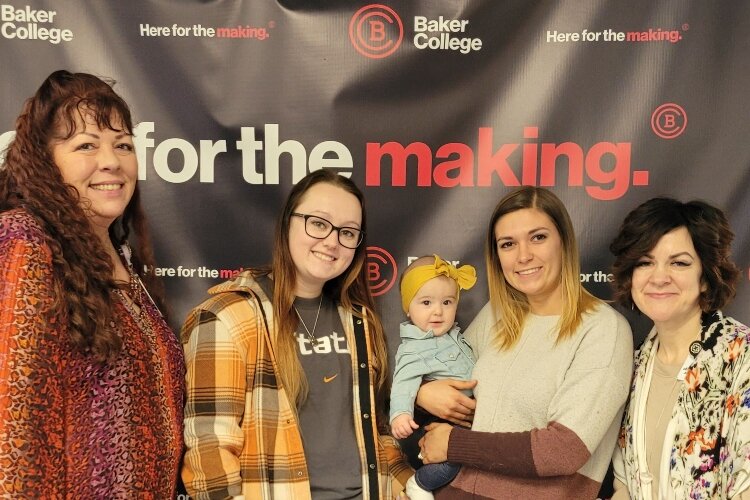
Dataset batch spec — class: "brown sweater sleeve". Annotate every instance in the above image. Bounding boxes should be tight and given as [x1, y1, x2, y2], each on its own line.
[447, 422, 591, 477]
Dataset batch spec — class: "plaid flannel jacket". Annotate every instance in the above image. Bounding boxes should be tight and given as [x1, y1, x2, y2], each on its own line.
[181, 271, 411, 499]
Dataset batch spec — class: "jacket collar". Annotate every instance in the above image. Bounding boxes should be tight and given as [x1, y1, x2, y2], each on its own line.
[208, 270, 267, 297]
[399, 321, 461, 340]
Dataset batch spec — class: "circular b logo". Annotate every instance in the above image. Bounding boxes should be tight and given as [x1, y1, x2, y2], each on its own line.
[349, 4, 404, 59]
[366, 246, 398, 296]
[651, 103, 687, 139]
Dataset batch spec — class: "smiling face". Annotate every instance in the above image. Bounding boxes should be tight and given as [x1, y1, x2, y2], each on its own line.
[407, 275, 458, 336]
[51, 113, 137, 234]
[494, 208, 564, 315]
[631, 226, 705, 333]
[288, 182, 362, 298]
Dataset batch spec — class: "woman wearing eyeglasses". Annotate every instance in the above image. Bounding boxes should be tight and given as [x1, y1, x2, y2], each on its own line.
[181, 169, 411, 499]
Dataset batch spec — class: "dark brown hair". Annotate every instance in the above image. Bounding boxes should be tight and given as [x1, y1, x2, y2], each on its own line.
[0, 70, 166, 361]
[609, 197, 739, 312]
[263, 169, 389, 410]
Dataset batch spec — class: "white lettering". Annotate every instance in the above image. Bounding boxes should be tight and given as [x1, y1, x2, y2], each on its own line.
[413, 16, 469, 33]
[308, 141, 353, 179]
[199, 139, 227, 182]
[413, 16, 480, 54]
[0, 5, 56, 23]
[236, 126, 264, 183]
[133, 121, 154, 179]
[153, 138, 198, 183]
[264, 123, 306, 184]
[1, 6, 69, 44]
[0, 5, 14, 21]
[330, 331, 350, 354]
[296, 333, 314, 355]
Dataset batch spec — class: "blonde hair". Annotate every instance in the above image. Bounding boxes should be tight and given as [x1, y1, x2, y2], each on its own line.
[485, 187, 599, 349]
[268, 170, 389, 411]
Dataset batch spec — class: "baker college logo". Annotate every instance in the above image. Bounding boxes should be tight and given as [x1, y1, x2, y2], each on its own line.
[349, 4, 403, 59]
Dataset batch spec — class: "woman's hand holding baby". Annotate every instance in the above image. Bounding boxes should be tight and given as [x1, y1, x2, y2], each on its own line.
[416, 379, 476, 427]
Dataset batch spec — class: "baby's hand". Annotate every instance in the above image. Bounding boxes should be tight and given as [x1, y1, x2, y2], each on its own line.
[391, 414, 419, 439]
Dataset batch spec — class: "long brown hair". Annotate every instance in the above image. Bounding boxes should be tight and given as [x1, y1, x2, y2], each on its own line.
[485, 187, 599, 349]
[264, 169, 389, 409]
[0, 70, 166, 362]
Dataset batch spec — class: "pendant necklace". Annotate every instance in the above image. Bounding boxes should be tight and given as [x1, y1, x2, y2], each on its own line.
[115, 243, 163, 319]
[116, 245, 145, 319]
[653, 378, 679, 429]
[294, 295, 323, 346]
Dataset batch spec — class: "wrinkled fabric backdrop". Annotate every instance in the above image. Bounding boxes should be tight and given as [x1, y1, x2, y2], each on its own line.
[1, 1, 748, 350]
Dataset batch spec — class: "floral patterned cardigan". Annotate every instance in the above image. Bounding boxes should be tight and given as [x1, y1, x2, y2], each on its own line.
[613, 310, 750, 499]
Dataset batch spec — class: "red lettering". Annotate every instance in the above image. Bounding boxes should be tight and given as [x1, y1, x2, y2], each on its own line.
[539, 143, 584, 186]
[477, 128, 520, 186]
[367, 262, 381, 282]
[584, 142, 631, 200]
[369, 20, 385, 42]
[365, 142, 432, 186]
[433, 143, 474, 187]
[363, 127, 643, 200]
[219, 267, 244, 279]
[522, 127, 539, 185]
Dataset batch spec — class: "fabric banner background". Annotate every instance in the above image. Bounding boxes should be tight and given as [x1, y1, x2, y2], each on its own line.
[1, 0, 748, 350]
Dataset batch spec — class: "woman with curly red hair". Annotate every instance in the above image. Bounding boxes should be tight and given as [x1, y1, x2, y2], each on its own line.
[0, 70, 184, 497]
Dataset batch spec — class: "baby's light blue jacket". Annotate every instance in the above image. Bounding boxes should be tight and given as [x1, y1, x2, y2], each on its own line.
[389, 321, 475, 423]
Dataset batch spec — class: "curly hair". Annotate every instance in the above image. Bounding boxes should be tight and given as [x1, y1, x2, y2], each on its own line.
[609, 197, 740, 313]
[0, 70, 167, 362]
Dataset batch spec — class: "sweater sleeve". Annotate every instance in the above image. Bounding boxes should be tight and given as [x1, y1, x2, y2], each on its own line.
[181, 307, 247, 499]
[0, 226, 65, 496]
[447, 306, 633, 478]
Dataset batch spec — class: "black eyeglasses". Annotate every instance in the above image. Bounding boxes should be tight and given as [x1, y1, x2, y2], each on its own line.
[291, 213, 364, 249]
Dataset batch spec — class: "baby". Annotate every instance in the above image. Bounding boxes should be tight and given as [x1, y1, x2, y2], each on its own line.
[390, 255, 476, 499]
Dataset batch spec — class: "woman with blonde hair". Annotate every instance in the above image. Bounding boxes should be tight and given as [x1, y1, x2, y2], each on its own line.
[417, 186, 633, 499]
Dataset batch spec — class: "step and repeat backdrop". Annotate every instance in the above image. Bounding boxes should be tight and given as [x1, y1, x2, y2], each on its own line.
[1, 0, 748, 346]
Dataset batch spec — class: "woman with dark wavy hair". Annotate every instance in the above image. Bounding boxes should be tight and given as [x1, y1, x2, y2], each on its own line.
[609, 197, 750, 499]
[0, 70, 184, 497]
[181, 169, 411, 499]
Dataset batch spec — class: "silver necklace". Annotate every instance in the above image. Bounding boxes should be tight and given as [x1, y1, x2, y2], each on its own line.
[115, 243, 163, 319]
[653, 378, 679, 429]
[646, 364, 680, 473]
[293, 295, 323, 346]
[116, 245, 145, 318]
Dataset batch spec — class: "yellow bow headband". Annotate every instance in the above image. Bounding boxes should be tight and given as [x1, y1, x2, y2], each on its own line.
[400, 255, 477, 313]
